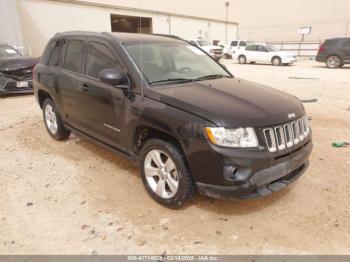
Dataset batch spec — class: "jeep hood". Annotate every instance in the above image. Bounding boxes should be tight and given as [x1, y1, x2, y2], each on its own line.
[149, 78, 305, 127]
[0, 57, 39, 72]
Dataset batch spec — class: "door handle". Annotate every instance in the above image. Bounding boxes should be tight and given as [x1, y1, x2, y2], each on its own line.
[81, 83, 90, 92]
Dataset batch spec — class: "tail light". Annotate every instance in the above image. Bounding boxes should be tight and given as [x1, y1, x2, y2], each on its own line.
[318, 44, 325, 53]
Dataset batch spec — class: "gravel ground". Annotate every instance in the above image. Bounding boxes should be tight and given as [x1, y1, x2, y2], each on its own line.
[0, 60, 349, 255]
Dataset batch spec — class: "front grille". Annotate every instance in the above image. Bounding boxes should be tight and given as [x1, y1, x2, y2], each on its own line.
[210, 49, 223, 54]
[1, 68, 33, 81]
[263, 115, 310, 152]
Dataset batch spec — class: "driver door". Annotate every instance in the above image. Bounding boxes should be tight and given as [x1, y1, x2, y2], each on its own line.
[76, 39, 127, 147]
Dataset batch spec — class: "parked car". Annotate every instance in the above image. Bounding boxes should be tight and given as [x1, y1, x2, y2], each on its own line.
[33, 32, 312, 208]
[316, 38, 350, 68]
[188, 39, 223, 61]
[223, 40, 254, 59]
[0, 44, 39, 96]
[235, 44, 297, 66]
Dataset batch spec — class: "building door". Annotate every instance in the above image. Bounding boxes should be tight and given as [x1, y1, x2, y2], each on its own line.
[110, 14, 152, 33]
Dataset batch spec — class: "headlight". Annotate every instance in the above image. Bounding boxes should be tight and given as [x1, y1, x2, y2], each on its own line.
[205, 127, 258, 148]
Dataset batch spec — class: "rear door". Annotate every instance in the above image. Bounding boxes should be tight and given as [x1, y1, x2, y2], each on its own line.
[56, 37, 87, 128]
[244, 45, 258, 61]
[76, 39, 127, 147]
[342, 39, 350, 62]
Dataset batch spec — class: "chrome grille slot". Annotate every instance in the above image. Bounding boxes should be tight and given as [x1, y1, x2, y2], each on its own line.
[284, 124, 294, 147]
[291, 122, 299, 144]
[274, 126, 286, 150]
[263, 115, 310, 152]
[297, 119, 304, 141]
[263, 128, 277, 152]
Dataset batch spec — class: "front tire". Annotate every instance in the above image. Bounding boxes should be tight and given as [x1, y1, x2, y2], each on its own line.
[326, 55, 341, 68]
[272, 56, 282, 66]
[140, 139, 194, 208]
[42, 98, 70, 140]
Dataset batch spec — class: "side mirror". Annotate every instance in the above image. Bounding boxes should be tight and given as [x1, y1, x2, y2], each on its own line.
[221, 64, 227, 69]
[98, 68, 123, 86]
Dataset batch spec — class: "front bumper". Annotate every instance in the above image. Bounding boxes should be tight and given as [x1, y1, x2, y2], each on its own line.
[184, 130, 312, 199]
[195, 140, 312, 199]
[0, 78, 33, 96]
[210, 53, 223, 60]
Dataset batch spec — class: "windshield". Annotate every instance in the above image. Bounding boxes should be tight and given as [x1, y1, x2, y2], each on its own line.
[0, 46, 21, 58]
[125, 42, 231, 85]
[197, 40, 211, 46]
[266, 45, 280, 52]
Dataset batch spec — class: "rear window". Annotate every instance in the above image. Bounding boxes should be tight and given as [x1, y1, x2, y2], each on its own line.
[63, 40, 84, 73]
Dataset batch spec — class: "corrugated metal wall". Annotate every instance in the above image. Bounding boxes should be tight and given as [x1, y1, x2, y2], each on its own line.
[0, 0, 26, 54]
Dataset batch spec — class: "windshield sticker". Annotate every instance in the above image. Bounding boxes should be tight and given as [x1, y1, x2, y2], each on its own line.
[5, 49, 17, 54]
[185, 45, 205, 55]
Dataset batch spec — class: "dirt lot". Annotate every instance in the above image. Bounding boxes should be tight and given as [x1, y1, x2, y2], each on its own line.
[0, 60, 349, 255]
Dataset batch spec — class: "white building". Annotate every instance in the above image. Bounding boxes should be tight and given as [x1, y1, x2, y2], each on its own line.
[0, 0, 238, 56]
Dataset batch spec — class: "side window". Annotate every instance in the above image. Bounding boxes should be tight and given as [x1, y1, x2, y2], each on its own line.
[257, 45, 268, 52]
[63, 40, 84, 73]
[239, 41, 247, 47]
[47, 40, 64, 66]
[245, 45, 256, 51]
[230, 41, 238, 46]
[85, 42, 117, 79]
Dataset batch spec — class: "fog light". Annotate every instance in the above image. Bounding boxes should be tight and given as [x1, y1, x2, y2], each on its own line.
[223, 165, 251, 186]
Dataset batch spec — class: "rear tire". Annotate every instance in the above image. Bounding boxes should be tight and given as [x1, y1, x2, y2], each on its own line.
[42, 99, 71, 140]
[238, 55, 246, 64]
[140, 139, 194, 209]
[326, 55, 341, 68]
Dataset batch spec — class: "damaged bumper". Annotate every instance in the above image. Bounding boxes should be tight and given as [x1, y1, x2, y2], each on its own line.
[195, 139, 312, 199]
[0, 78, 33, 96]
[0, 69, 34, 96]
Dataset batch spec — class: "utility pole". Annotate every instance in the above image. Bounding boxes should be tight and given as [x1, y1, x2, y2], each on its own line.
[225, 1, 230, 44]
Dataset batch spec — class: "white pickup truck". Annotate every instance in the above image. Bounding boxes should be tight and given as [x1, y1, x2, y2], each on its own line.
[188, 39, 223, 61]
[223, 40, 254, 59]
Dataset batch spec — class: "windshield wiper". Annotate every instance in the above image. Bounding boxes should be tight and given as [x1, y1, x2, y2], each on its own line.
[149, 78, 193, 85]
[195, 74, 229, 81]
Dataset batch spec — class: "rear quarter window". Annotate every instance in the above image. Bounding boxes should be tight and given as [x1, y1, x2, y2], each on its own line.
[41, 40, 59, 65]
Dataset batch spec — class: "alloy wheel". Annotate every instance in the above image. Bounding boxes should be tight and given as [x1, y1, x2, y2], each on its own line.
[144, 149, 179, 199]
[327, 56, 340, 68]
[44, 104, 58, 135]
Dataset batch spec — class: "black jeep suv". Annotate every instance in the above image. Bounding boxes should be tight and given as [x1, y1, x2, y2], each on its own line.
[316, 38, 350, 68]
[33, 32, 312, 208]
